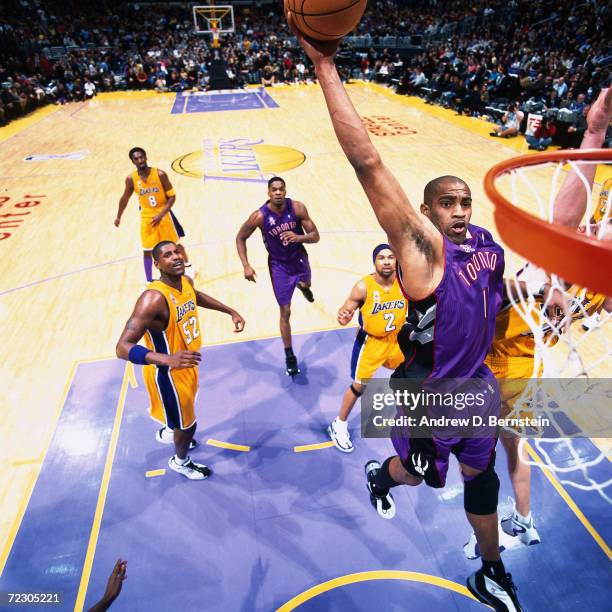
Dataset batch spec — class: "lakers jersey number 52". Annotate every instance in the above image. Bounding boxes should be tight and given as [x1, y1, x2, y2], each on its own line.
[142, 277, 201, 429]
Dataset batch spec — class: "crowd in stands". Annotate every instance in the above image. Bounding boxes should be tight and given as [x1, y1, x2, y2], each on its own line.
[0, 0, 610, 151]
[371, 0, 611, 149]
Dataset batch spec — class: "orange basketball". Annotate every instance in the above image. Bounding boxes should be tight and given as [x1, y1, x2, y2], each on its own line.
[286, 0, 368, 41]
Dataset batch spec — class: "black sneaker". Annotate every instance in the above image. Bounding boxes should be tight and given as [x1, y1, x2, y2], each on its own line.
[298, 283, 315, 303]
[286, 354, 300, 376]
[467, 569, 523, 612]
[365, 460, 396, 519]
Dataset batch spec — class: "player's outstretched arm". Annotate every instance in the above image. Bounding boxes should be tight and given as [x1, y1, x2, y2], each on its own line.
[116, 291, 201, 368]
[115, 176, 133, 227]
[87, 559, 127, 612]
[287, 13, 443, 299]
[553, 87, 611, 228]
[337, 280, 366, 325]
[236, 210, 263, 282]
[187, 278, 246, 332]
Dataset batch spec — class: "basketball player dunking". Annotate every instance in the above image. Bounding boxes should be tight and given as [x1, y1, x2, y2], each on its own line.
[288, 13, 521, 611]
[115, 147, 193, 282]
[236, 176, 320, 376]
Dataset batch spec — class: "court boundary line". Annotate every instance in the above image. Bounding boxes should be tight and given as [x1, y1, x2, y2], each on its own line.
[74, 362, 137, 611]
[525, 442, 611, 560]
[276, 569, 480, 611]
[294, 441, 335, 453]
[206, 438, 251, 452]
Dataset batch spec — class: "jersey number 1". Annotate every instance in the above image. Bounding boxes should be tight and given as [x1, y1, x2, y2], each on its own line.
[182, 316, 199, 344]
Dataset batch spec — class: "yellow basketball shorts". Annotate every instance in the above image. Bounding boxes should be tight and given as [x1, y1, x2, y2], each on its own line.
[350, 330, 404, 384]
[485, 355, 537, 419]
[143, 364, 198, 430]
[140, 213, 180, 251]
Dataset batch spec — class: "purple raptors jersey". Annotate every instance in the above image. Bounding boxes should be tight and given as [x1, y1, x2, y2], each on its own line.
[397, 223, 504, 378]
[259, 198, 307, 263]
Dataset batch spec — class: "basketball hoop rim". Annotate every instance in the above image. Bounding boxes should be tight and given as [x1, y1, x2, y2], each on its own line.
[483, 148, 612, 296]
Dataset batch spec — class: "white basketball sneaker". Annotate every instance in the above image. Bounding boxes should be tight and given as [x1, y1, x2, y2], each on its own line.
[156, 427, 198, 450]
[463, 525, 522, 560]
[501, 507, 541, 546]
[168, 456, 211, 480]
[467, 569, 523, 612]
[365, 460, 396, 519]
[328, 418, 354, 452]
[156, 426, 175, 444]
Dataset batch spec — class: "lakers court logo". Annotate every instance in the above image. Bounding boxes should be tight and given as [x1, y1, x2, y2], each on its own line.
[172, 138, 306, 183]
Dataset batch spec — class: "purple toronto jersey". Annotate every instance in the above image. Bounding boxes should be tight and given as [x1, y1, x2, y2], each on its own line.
[397, 223, 505, 379]
[259, 198, 308, 263]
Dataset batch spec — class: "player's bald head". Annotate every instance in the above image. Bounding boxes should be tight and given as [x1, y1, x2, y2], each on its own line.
[424, 176, 469, 205]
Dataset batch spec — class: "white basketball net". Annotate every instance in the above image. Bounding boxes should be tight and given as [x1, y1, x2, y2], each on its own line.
[493, 155, 612, 503]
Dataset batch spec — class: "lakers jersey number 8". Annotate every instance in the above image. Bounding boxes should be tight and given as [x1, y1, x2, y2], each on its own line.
[132, 168, 167, 219]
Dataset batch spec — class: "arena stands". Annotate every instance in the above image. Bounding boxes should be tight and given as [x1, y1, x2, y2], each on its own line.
[0, 0, 610, 149]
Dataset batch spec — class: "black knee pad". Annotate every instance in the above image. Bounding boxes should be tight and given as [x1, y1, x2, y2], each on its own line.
[464, 465, 500, 515]
[402, 438, 442, 488]
[350, 383, 363, 398]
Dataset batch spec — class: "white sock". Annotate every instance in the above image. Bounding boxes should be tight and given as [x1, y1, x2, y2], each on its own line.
[514, 509, 532, 524]
[334, 417, 348, 431]
[174, 455, 189, 466]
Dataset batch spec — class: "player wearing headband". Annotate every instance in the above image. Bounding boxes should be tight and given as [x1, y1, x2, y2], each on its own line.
[328, 244, 407, 452]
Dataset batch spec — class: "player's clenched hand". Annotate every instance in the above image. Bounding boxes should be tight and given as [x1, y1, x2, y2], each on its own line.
[114, 217, 121, 227]
[279, 231, 301, 245]
[231, 311, 246, 333]
[166, 350, 202, 369]
[243, 265, 257, 282]
[337, 308, 355, 326]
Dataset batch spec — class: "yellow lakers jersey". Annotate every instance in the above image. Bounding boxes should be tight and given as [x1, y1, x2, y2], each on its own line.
[132, 167, 167, 219]
[593, 178, 612, 223]
[143, 277, 202, 356]
[359, 275, 407, 338]
[489, 287, 606, 360]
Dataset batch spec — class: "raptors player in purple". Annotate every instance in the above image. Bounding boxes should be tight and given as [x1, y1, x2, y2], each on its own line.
[289, 12, 521, 612]
[236, 176, 320, 376]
